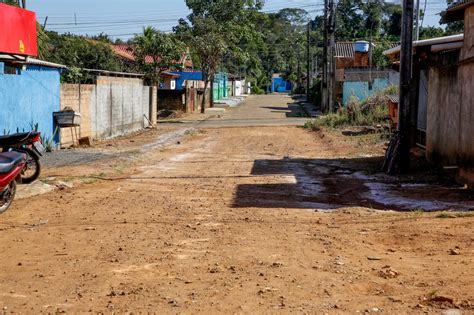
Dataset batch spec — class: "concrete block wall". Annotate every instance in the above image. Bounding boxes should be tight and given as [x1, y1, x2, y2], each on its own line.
[60, 76, 153, 147]
[94, 76, 149, 138]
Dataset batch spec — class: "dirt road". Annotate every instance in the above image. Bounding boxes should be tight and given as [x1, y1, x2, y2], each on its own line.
[1, 95, 473, 314]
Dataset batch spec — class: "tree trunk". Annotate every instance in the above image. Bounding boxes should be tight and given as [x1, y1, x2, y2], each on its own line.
[201, 79, 208, 114]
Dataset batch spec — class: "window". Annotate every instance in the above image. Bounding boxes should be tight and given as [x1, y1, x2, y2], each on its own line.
[4, 64, 19, 75]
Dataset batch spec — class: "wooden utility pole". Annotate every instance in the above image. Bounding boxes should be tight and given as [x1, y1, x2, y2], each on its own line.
[328, 0, 336, 112]
[398, 0, 414, 170]
[321, 0, 328, 112]
[384, 0, 414, 174]
[306, 22, 311, 101]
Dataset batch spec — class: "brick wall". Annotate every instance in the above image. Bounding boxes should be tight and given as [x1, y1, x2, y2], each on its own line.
[60, 84, 94, 146]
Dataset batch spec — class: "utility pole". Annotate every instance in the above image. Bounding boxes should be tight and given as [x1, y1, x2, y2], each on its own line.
[297, 46, 301, 92]
[385, 0, 414, 174]
[415, 0, 421, 40]
[328, 0, 336, 112]
[322, 0, 328, 112]
[43, 16, 48, 29]
[306, 22, 311, 101]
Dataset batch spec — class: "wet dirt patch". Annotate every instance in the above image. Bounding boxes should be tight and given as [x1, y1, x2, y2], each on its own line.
[233, 157, 474, 211]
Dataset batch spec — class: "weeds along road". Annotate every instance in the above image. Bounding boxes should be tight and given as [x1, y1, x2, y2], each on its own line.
[0, 95, 473, 313]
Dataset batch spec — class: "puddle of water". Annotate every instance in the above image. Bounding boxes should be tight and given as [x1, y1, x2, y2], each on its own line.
[353, 172, 474, 211]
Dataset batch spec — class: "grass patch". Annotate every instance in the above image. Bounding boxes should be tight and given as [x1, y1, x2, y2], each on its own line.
[436, 211, 474, 219]
[410, 208, 425, 215]
[305, 87, 396, 130]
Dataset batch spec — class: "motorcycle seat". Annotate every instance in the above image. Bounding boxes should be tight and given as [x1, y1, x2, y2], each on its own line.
[0, 152, 24, 174]
[0, 132, 32, 147]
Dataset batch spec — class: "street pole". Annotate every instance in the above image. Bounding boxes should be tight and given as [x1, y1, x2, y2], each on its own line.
[322, 0, 328, 112]
[398, 0, 415, 171]
[328, 0, 336, 112]
[306, 22, 311, 101]
[321, 0, 328, 112]
[415, 0, 420, 40]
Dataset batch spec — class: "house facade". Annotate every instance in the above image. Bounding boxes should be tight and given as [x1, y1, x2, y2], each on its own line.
[0, 57, 66, 140]
[384, 0, 474, 188]
[335, 41, 398, 106]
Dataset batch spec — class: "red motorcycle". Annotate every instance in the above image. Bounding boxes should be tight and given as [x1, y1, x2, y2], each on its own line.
[0, 131, 42, 184]
[0, 152, 26, 214]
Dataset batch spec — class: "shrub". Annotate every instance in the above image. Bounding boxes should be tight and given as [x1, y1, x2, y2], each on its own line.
[308, 87, 394, 129]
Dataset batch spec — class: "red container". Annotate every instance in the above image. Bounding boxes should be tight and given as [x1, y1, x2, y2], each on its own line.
[0, 3, 37, 56]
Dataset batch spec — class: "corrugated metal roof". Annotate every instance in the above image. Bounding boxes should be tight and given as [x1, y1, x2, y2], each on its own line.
[0, 54, 67, 69]
[335, 42, 398, 58]
[446, 0, 474, 11]
[387, 94, 399, 103]
[27, 58, 67, 69]
[441, 0, 474, 23]
[335, 42, 356, 58]
[383, 34, 464, 56]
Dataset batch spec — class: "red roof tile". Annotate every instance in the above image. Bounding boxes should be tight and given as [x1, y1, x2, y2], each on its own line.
[112, 44, 193, 68]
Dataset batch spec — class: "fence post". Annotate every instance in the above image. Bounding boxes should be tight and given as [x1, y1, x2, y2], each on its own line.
[149, 86, 157, 126]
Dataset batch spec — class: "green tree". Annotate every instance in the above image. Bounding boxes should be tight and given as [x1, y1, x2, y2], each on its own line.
[382, 2, 402, 40]
[336, 0, 365, 40]
[132, 27, 185, 85]
[45, 32, 123, 83]
[420, 26, 445, 39]
[181, 0, 264, 112]
[445, 0, 464, 35]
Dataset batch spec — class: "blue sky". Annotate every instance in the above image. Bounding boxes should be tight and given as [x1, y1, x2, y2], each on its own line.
[28, 0, 445, 39]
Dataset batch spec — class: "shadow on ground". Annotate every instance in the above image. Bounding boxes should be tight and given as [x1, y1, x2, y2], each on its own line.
[233, 157, 474, 211]
[261, 103, 307, 118]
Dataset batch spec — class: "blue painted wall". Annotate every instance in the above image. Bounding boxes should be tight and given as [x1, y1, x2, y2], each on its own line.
[271, 77, 292, 93]
[170, 71, 203, 90]
[0, 62, 61, 140]
[342, 78, 389, 106]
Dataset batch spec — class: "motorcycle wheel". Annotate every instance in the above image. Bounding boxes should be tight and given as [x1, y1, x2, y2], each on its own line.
[14, 148, 41, 184]
[0, 181, 16, 214]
